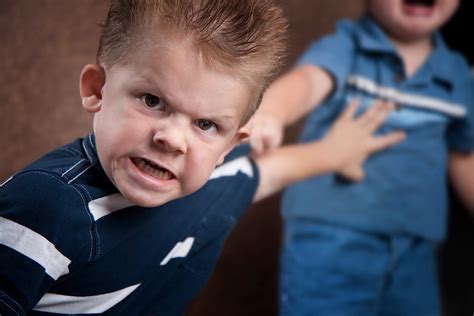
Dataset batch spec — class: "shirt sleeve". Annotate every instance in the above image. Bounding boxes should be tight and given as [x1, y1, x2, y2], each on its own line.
[148, 214, 238, 316]
[140, 145, 259, 315]
[447, 71, 474, 152]
[0, 171, 93, 314]
[296, 19, 357, 94]
[206, 143, 259, 218]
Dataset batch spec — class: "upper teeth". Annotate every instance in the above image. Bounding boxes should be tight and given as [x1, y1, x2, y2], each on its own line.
[134, 158, 173, 180]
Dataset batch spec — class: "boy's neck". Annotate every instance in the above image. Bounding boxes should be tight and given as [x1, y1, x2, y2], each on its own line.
[389, 35, 433, 78]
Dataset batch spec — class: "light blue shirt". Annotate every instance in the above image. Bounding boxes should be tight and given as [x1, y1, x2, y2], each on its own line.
[282, 15, 474, 241]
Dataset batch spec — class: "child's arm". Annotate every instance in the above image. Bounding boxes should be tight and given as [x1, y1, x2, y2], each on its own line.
[250, 64, 334, 154]
[448, 152, 474, 213]
[253, 100, 406, 202]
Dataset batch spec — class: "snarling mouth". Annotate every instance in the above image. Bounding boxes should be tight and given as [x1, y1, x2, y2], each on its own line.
[132, 157, 175, 180]
[404, 0, 435, 7]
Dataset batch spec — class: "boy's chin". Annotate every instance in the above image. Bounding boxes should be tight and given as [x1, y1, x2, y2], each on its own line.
[116, 178, 206, 208]
[120, 191, 177, 208]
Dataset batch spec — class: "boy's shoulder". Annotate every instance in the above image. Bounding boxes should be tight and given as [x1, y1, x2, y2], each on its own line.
[2, 136, 100, 190]
[432, 37, 473, 94]
[0, 138, 99, 282]
[20, 137, 89, 177]
[442, 47, 472, 78]
[0, 137, 96, 242]
[2, 139, 87, 204]
[194, 144, 259, 214]
[306, 16, 383, 56]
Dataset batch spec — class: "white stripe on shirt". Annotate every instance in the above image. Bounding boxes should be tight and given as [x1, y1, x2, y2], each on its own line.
[33, 283, 141, 314]
[0, 217, 71, 280]
[160, 237, 195, 266]
[209, 157, 253, 180]
[88, 194, 135, 221]
[347, 75, 467, 118]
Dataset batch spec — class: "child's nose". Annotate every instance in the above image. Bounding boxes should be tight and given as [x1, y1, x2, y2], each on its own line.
[152, 123, 187, 154]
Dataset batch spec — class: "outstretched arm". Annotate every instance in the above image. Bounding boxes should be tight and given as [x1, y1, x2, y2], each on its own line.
[449, 152, 474, 214]
[253, 100, 406, 202]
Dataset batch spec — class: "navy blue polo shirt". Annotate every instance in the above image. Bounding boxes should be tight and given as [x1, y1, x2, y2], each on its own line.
[0, 135, 259, 315]
[282, 15, 474, 241]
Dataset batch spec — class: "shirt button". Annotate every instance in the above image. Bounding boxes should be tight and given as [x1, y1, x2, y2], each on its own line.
[395, 73, 403, 82]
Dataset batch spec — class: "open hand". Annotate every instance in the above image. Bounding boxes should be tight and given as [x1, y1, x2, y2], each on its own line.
[323, 99, 406, 181]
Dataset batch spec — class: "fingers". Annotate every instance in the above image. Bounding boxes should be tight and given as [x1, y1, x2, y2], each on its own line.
[265, 132, 283, 151]
[357, 100, 394, 132]
[250, 130, 271, 155]
[339, 99, 394, 134]
[249, 119, 284, 156]
[368, 130, 406, 153]
[251, 136, 277, 156]
[365, 101, 394, 132]
[339, 98, 360, 121]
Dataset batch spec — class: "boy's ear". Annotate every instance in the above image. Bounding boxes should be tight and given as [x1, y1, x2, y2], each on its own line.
[79, 64, 106, 113]
[216, 123, 251, 166]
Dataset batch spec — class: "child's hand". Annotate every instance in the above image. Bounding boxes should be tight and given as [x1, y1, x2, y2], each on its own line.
[249, 113, 285, 156]
[323, 99, 406, 181]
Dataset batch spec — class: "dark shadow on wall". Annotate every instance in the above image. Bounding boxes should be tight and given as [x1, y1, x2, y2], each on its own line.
[440, 1, 474, 315]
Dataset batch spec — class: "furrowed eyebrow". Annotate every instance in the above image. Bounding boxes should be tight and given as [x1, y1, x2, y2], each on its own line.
[207, 115, 235, 127]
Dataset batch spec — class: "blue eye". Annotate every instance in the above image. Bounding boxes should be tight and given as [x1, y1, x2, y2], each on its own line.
[142, 94, 163, 110]
[196, 119, 216, 131]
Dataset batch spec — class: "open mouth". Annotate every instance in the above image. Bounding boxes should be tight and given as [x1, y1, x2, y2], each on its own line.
[404, 0, 435, 8]
[132, 157, 175, 181]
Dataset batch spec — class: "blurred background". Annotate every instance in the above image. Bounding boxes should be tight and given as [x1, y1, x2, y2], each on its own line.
[0, 1, 472, 315]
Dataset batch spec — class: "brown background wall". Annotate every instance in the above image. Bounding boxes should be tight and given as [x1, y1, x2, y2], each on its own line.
[1, 1, 472, 315]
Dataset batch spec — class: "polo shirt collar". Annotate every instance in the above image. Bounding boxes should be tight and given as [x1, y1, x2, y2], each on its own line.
[82, 133, 100, 166]
[356, 15, 454, 85]
[82, 133, 117, 188]
[356, 15, 397, 54]
[426, 32, 454, 83]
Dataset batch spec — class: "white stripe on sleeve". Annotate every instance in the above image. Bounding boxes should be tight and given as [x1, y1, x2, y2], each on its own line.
[209, 157, 253, 180]
[33, 283, 141, 314]
[88, 194, 135, 221]
[160, 237, 195, 266]
[0, 217, 71, 280]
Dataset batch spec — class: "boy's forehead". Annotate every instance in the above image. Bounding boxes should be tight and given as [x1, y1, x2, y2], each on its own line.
[131, 34, 234, 83]
[112, 38, 253, 123]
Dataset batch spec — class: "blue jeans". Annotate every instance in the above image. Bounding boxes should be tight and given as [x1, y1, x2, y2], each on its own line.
[279, 218, 441, 316]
